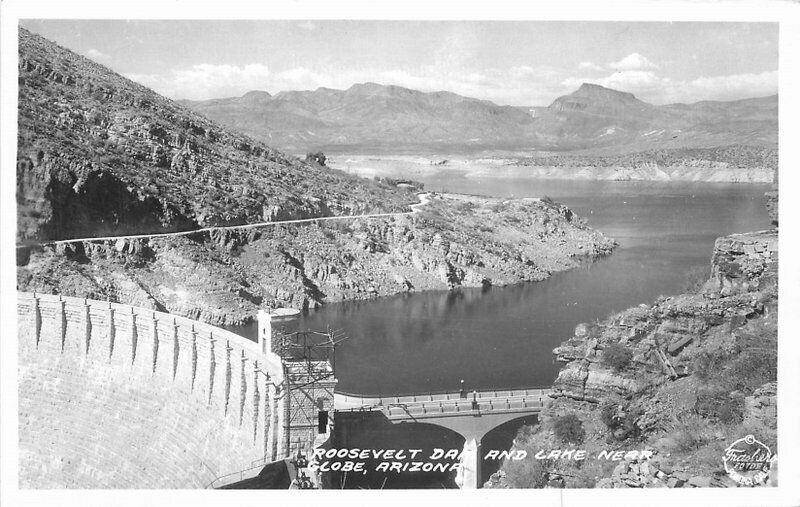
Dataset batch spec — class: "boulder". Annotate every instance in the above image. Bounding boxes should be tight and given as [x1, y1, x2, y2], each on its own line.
[687, 476, 712, 488]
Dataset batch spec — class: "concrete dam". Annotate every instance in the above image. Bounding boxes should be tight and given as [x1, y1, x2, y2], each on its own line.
[16, 292, 336, 488]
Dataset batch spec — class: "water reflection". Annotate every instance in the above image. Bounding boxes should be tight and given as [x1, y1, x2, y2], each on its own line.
[296, 181, 771, 395]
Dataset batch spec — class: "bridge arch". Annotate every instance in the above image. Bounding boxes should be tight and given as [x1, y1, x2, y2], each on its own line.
[333, 387, 552, 488]
[332, 410, 466, 489]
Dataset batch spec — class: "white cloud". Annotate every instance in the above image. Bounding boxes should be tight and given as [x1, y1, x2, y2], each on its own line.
[128, 64, 273, 100]
[608, 53, 658, 71]
[509, 65, 536, 78]
[674, 70, 778, 103]
[578, 61, 604, 72]
[84, 48, 110, 62]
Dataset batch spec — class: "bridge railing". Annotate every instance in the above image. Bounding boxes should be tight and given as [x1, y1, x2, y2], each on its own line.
[334, 386, 552, 407]
[381, 396, 548, 418]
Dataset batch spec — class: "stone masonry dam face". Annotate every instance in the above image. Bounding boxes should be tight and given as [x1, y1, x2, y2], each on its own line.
[17, 293, 288, 488]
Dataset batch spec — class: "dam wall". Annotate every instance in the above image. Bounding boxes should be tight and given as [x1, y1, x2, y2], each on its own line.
[17, 292, 287, 488]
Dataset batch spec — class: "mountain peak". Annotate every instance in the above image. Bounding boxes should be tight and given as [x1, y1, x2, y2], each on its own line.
[346, 82, 418, 98]
[347, 82, 387, 93]
[548, 83, 647, 114]
[572, 83, 638, 102]
[241, 90, 271, 103]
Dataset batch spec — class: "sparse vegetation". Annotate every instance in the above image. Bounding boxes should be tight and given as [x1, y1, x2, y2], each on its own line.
[693, 387, 744, 424]
[691, 349, 729, 382]
[304, 151, 327, 166]
[599, 403, 642, 440]
[503, 457, 554, 489]
[602, 343, 632, 371]
[670, 413, 714, 453]
[552, 413, 585, 444]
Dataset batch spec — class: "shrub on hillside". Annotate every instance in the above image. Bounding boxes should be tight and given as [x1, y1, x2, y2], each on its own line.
[552, 413, 585, 444]
[691, 349, 729, 382]
[599, 403, 617, 429]
[305, 151, 326, 166]
[452, 201, 475, 214]
[603, 343, 633, 371]
[599, 403, 643, 441]
[725, 348, 777, 393]
[694, 387, 744, 424]
[671, 413, 713, 452]
[503, 457, 554, 488]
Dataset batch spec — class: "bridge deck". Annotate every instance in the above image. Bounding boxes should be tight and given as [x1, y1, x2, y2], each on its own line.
[334, 388, 552, 421]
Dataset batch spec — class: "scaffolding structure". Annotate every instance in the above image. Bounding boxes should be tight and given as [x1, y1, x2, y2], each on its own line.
[272, 325, 344, 460]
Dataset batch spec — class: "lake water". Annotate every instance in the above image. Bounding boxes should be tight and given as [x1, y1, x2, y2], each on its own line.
[300, 178, 772, 396]
[229, 176, 772, 488]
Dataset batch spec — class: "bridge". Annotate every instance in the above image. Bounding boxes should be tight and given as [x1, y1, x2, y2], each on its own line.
[333, 386, 553, 489]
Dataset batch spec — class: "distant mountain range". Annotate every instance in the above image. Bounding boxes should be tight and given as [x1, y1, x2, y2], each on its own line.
[179, 82, 777, 154]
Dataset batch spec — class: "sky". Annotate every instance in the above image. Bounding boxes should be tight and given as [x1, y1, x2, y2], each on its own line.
[20, 20, 778, 106]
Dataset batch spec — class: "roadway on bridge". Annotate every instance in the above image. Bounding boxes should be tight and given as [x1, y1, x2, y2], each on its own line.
[334, 387, 552, 421]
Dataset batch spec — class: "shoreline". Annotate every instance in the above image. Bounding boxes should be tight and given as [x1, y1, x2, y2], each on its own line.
[327, 155, 775, 184]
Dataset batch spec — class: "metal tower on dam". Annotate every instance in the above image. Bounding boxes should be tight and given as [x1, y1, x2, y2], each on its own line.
[257, 309, 340, 463]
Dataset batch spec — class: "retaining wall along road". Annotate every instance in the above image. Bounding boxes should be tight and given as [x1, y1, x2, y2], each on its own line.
[17, 292, 286, 488]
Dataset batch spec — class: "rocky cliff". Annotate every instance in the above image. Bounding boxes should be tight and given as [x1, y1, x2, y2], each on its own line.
[488, 210, 777, 488]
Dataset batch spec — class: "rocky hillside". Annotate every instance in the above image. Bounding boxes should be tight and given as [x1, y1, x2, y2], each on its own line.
[180, 82, 776, 155]
[18, 194, 615, 326]
[16, 28, 411, 244]
[16, 28, 616, 326]
[488, 202, 778, 489]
